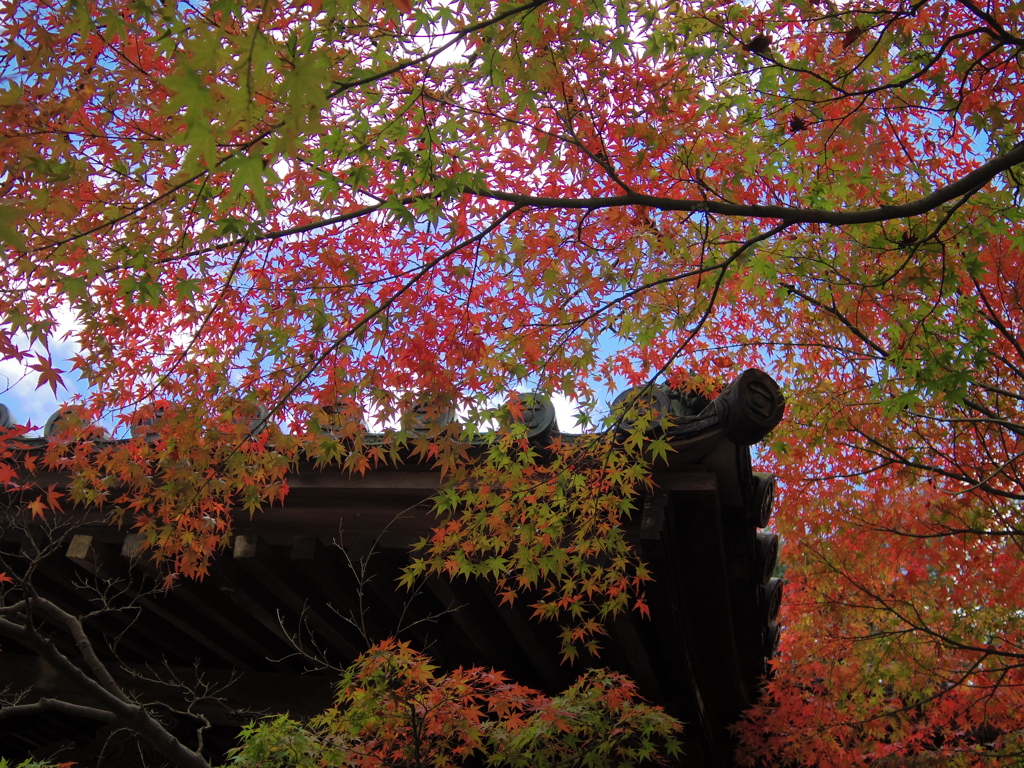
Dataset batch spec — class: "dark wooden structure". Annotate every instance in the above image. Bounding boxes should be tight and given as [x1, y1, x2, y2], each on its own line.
[0, 370, 785, 767]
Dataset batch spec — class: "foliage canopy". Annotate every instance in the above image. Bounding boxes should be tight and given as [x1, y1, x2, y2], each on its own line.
[2, 0, 1024, 763]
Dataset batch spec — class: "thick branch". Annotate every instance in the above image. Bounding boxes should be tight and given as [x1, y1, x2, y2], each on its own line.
[0, 697, 117, 723]
[29, 595, 128, 700]
[0, 616, 212, 768]
[477, 141, 1024, 225]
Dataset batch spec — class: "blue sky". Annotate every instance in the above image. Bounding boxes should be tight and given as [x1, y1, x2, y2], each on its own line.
[0, 310, 604, 437]
[0, 308, 92, 435]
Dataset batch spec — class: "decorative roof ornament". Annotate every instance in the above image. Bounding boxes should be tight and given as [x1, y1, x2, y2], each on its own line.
[505, 392, 559, 442]
[43, 406, 107, 440]
[0, 403, 14, 431]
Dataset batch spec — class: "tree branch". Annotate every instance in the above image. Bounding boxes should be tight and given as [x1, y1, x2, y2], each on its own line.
[476, 141, 1024, 225]
[28, 595, 129, 700]
[0, 697, 117, 723]
[0, 614, 212, 768]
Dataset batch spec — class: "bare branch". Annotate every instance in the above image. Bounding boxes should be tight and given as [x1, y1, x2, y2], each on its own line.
[0, 697, 118, 724]
[0, 608, 212, 768]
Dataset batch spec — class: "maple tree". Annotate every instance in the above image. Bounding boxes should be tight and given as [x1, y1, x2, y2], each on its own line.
[1, 0, 1024, 764]
[230, 639, 681, 767]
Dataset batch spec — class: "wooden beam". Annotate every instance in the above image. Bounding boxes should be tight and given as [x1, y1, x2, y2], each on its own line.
[66, 536, 251, 667]
[289, 535, 382, 650]
[607, 614, 664, 701]
[481, 585, 566, 692]
[423, 576, 502, 663]
[233, 533, 362, 662]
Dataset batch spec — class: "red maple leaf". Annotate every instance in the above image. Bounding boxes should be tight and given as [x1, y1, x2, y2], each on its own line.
[28, 354, 65, 395]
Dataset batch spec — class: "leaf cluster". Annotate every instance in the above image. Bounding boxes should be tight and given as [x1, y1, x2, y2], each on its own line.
[228, 638, 682, 768]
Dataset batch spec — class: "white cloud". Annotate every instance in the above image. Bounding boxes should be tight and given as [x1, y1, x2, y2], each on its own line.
[0, 301, 91, 435]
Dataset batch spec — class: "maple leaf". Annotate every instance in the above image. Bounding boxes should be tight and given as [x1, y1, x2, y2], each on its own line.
[28, 353, 66, 395]
[0, 462, 17, 485]
[45, 484, 64, 513]
[842, 26, 865, 49]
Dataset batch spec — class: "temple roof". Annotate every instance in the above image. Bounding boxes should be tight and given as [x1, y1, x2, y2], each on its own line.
[0, 370, 786, 767]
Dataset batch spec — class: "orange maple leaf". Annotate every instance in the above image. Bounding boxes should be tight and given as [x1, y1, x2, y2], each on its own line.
[28, 353, 65, 395]
[45, 484, 65, 513]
